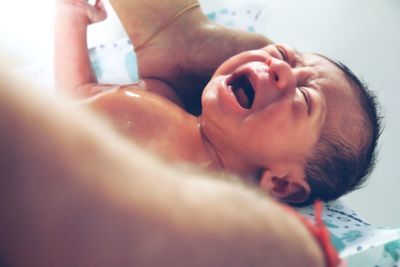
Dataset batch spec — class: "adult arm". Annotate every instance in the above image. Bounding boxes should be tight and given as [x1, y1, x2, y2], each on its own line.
[0, 68, 323, 267]
[109, 0, 273, 112]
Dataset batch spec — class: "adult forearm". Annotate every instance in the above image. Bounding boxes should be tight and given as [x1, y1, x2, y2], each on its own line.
[108, 0, 205, 47]
[107, 0, 272, 112]
[0, 70, 323, 267]
[0, 70, 171, 266]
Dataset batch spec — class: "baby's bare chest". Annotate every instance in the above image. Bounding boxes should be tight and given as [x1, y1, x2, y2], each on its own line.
[88, 86, 194, 157]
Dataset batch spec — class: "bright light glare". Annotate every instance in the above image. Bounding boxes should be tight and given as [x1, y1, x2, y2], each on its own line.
[0, 0, 55, 64]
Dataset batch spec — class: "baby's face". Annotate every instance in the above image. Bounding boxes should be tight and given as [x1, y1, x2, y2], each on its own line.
[200, 44, 359, 199]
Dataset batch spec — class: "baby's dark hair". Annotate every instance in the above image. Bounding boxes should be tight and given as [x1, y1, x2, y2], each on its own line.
[300, 59, 382, 206]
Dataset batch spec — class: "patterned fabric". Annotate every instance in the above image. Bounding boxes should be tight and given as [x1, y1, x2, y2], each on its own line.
[283, 201, 343, 267]
[297, 200, 400, 267]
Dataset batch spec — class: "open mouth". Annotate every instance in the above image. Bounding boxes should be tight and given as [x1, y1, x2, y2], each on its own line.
[228, 74, 255, 109]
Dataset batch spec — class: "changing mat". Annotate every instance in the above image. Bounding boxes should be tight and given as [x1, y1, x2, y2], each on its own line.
[297, 201, 400, 266]
[20, 4, 399, 266]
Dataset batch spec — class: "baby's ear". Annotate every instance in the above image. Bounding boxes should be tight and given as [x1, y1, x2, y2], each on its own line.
[259, 170, 310, 204]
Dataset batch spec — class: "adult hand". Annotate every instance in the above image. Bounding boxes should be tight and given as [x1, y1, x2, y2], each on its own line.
[137, 19, 272, 114]
[108, 0, 272, 113]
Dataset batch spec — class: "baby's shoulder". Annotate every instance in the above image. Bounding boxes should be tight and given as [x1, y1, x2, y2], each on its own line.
[85, 79, 183, 108]
[129, 79, 184, 108]
[85, 81, 187, 123]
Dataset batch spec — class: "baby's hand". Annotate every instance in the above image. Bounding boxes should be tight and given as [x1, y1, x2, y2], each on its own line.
[56, 0, 107, 24]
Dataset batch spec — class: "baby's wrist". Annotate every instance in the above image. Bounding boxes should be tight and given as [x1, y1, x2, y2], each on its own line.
[56, 6, 91, 25]
[57, 3, 90, 25]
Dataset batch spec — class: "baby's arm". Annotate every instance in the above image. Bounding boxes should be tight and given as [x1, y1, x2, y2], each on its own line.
[54, 0, 110, 98]
[54, 0, 183, 105]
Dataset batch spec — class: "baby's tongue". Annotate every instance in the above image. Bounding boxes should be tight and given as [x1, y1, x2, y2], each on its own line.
[235, 87, 250, 109]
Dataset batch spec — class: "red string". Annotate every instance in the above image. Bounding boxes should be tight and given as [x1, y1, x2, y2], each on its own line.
[281, 200, 345, 267]
[311, 200, 343, 267]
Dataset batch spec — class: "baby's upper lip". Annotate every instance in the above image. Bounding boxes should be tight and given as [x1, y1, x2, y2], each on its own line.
[247, 69, 260, 94]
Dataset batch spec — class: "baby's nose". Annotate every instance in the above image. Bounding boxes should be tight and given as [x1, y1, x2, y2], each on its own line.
[267, 58, 296, 92]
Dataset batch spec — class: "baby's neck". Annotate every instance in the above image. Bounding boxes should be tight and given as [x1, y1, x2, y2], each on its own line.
[159, 116, 223, 171]
[197, 118, 224, 171]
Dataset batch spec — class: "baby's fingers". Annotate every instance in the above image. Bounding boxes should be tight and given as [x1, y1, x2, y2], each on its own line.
[88, 0, 107, 23]
[95, 0, 106, 13]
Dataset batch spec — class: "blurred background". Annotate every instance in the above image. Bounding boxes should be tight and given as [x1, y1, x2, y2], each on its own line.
[0, 0, 398, 227]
